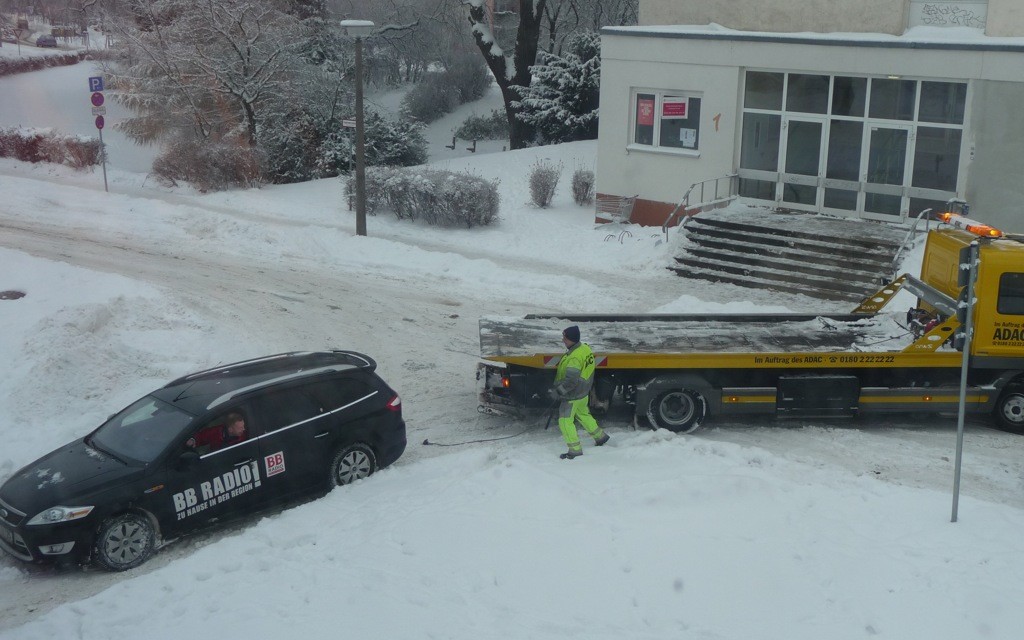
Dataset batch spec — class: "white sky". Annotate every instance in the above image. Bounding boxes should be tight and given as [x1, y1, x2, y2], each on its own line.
[3, 42, 1024, 640]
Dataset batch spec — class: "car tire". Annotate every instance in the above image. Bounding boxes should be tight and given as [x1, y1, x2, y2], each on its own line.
[647, 389, 707, 434]
[94, 512, 156, 571]
[329, 444, 377, 487]
[995, 385, 1024, 432]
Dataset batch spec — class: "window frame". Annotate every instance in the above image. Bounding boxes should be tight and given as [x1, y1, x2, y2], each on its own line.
[628, 89, 703, 157]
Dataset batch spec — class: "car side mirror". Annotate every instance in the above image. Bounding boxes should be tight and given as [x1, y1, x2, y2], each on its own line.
[176, 450, 200, 470]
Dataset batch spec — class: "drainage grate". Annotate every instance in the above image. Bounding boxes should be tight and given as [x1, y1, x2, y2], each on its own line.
[0, 290, 26, 300]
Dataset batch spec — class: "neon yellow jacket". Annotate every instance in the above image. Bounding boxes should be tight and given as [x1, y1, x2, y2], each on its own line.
[553, 342, 596, 400]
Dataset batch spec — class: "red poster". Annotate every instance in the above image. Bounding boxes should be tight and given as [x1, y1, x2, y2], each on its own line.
[637, 98, 655, 126]
[662, 97, 688, 118]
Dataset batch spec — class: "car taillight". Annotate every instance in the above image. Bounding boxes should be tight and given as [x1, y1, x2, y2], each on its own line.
[386, 394, 401, 411]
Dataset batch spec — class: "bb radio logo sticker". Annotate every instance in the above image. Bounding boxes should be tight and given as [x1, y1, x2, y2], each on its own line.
[264, 451, 286, 477]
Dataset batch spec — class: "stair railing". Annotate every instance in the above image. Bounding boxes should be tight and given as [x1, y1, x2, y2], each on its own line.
[662, 173, 738, 242]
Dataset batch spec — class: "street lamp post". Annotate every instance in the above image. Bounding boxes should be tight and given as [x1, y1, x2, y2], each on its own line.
[340, 19, 375, 237]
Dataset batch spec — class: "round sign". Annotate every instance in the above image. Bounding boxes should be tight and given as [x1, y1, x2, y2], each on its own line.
[91, 92, 104, 107]
[95, 115, 105, 130]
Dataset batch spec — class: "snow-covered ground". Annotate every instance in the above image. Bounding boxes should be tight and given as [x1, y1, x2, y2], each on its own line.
[3, 60, 1024, 640]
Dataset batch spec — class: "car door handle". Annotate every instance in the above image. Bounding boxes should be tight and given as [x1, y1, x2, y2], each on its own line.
[233, 459, 254, 467]
[314, 431, 330, 439]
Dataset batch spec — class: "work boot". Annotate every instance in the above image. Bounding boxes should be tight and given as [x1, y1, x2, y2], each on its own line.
[595, 433, 610, 446]
[559, 450, 582, 460]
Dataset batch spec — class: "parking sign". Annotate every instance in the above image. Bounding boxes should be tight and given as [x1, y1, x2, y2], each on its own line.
[88, 76, 104, 92]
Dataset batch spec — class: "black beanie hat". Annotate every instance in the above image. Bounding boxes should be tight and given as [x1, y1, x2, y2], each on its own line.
[563, 325, 581, 343]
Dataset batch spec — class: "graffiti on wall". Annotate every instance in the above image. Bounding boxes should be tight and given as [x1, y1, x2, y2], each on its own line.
[911, 2, 987, 29]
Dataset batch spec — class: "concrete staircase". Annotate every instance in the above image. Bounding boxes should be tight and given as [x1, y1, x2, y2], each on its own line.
[671, 208, 909, 303]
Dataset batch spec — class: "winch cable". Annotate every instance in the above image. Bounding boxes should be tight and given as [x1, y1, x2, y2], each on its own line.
[422, 406, 557, 447]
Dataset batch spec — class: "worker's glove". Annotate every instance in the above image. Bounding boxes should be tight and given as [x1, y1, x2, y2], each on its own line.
[547, 388, 561, 401]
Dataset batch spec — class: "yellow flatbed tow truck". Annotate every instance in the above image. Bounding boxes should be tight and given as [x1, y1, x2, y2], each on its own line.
[477, 212, 1024, 432]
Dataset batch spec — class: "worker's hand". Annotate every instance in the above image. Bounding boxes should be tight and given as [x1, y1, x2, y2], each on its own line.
[547, 388, 560, 401]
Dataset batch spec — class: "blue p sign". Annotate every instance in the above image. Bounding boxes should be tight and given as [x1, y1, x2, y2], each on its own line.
[88, 76, 104, 92]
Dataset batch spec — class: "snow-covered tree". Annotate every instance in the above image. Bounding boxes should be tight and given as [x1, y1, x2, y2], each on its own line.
[513, 30, 599, 144]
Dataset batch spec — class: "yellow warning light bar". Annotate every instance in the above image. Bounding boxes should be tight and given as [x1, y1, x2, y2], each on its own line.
[936, 211, 1003, 238]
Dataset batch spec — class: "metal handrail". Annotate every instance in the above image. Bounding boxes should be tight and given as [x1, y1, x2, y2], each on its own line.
[889, 198, 967, 277]
[661, 173, 738, 241]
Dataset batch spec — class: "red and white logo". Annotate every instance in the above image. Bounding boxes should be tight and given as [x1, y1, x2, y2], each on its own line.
[264, 451, 286, 477]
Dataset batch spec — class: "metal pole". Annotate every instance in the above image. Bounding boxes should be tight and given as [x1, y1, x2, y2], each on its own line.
[98, 127, 108, 193]
[951, 241, 978, 522]
[354, 35, 367, 237]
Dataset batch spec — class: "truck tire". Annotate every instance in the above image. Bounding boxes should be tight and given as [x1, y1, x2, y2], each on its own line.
[995, 386, 1024, 431]
[647, 389, 707, 434]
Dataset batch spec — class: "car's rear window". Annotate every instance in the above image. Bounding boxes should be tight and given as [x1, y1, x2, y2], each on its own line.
[90, 396, 194, 464]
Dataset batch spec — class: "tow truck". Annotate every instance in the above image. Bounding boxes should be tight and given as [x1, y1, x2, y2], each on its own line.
[476, 211, 1024, 432]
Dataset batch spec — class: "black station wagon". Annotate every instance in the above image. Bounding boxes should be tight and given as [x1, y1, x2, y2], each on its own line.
[0, 351, 406, 571]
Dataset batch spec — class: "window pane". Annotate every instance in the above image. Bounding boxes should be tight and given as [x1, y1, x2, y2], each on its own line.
[634, 93, 655, 145]
[912, 127, 961, 191]
[786, 74, 829, 114]
[865, 192, 902, 216]
[782, 183, 816, 205]
[739, 178, 776, 199]
[825, 188, 858, 210]
[832, 77, 866, 117]
[740, 113, 781, 171]
[867, 128, 908, 185]
[998, 273, 1024, 316]
[869, 79, 917, 121]
[744, 71, 784, 110]
[658, 97, 701, 149]
[826, 120, 863, 181]
[909, 198, 948, 220]
[919, 82, 966, 124]
[785, 121, 822, 175]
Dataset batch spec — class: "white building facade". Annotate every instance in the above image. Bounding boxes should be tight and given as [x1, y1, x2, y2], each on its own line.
[597, 1, 1024, 231]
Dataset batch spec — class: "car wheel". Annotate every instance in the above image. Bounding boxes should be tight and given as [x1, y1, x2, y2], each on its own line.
[94, 512, 156, 571]
[329, 444, 377, 487]
[995, 385, 1024, 431]
[647, 389, 707, 434]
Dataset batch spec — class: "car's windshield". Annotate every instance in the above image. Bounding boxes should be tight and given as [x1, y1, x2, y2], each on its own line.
[90, 396, 194, 464]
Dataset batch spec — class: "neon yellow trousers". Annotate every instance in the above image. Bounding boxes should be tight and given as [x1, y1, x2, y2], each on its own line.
[558, 397, 604, 453]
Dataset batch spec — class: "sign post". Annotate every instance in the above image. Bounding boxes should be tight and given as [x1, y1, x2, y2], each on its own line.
[88, 77, 108, 192]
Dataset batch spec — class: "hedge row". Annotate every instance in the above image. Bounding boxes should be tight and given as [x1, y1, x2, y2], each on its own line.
[346, 167, 499, 228]
[0, 51, 88, 78]
[0, 127, 102, 169]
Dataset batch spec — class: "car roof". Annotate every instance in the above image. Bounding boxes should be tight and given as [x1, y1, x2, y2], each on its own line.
[151, 351, 377, 415]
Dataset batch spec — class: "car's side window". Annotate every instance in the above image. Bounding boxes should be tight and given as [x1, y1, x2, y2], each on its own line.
[306, 377, 375, 412]
[186, 409, 251, 456]
[250, 388, 325, 436]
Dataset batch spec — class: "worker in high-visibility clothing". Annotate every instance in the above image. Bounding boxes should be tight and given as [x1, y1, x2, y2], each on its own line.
[549, 325, 608, 459]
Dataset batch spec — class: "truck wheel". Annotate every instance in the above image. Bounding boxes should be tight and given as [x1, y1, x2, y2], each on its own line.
[647, 389, 707, 434]
[329, 443, 377, 487]
[995, 386, 1024, 431]
[94, 512, 156, 571]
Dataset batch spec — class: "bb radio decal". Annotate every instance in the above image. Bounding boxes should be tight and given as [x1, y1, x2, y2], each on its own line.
[265, 451, 286, 477]
[172, 461, 261, 520]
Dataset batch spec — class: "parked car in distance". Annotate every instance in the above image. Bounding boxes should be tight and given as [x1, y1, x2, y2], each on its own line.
[35, 34, 57, 47]
[0, 351, 406, 571]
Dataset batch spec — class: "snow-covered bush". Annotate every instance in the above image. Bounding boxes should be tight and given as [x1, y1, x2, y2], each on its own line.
[572, 168, 595, 206]
[0, 51, 87, 78]
[347, 168, 499, 228]
[152, 136, 264, 191]
[528, 160, 563, 208]
[0, 127, 101, 169]
[455, 110, 508, 141]
[513, 31, 601, 144]
[317, 110, 427, 176]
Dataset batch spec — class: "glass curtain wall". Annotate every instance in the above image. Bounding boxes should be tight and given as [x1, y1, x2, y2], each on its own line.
[739, 71, 967, 221]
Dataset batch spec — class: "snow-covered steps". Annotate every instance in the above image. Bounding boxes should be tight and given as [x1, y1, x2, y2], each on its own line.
[671, 209, 909, 303]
